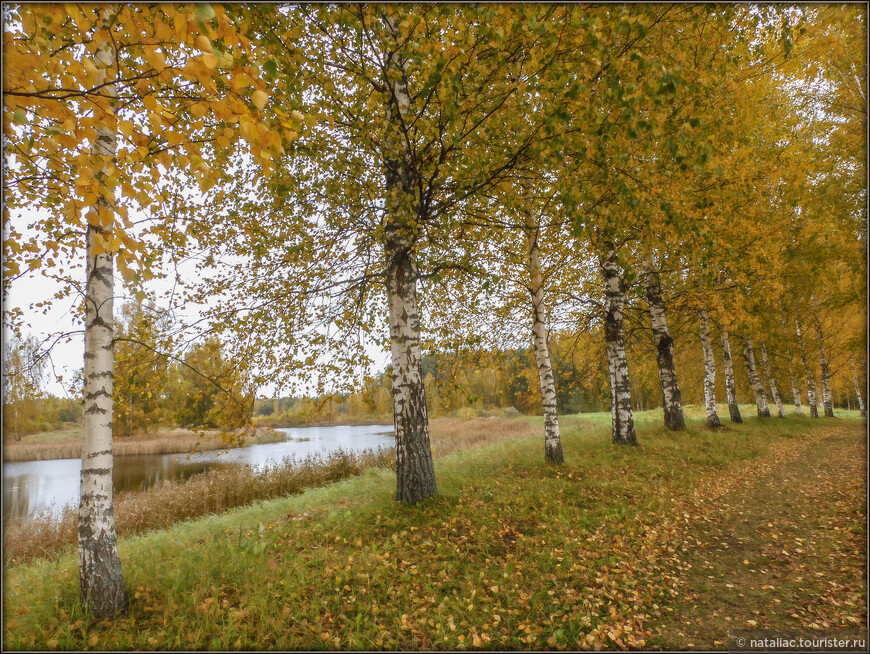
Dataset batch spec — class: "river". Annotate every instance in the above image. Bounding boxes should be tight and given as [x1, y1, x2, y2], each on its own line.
[3, 424, 395, 523]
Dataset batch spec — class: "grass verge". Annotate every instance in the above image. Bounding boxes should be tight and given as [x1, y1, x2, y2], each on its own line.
[2, 411, 865, 650]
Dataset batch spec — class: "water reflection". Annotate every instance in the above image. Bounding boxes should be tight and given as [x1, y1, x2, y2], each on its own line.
[3, 424, 394, 522]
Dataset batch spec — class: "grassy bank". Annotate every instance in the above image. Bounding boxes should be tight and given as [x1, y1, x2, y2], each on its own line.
[3, 411, 864, 650]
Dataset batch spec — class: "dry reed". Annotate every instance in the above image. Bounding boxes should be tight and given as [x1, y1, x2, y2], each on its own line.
[2, 427, 280, 462]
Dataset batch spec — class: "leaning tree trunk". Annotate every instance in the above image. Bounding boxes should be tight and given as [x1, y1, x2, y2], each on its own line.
[849, 355, 866, 418]
[525, 220, 564, 464]
[810, 299, 834, 417]
[383, 14, 436, 504]
[720, 326, 743, 424]
[742, 335, 771, 418]
[600, 249, 636, 444]
[698, 309, 721, 428]
[795, 317, 819, 418]
[78, 12, 127, 617]
[759, 343, 785, 418]
[643, 253, 685, 431]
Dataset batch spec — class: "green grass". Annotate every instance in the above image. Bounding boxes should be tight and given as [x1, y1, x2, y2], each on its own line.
[3, 410, 864, 650]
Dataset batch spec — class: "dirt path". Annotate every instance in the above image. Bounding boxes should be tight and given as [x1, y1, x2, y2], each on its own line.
[651, 422, 867, 649]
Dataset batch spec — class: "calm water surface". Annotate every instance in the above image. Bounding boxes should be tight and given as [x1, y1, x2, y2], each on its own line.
[3, 424, 394, 522]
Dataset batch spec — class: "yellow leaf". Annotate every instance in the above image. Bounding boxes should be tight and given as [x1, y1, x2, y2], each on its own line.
[251, 89, 268, 110]
[195, 35, 213, 54]
[201, 53, 218, 69]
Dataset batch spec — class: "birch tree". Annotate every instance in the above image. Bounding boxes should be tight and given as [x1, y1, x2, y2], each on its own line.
[742, 335, 771, 418]
[795, 317, 820, 418]
[849, 355, 866, 417]
[524, 212, 565, 463]
[810, 299, 835, 417]
[642, 252, 685, 430]
[75, 13, 128, 614]
[759, 342, 786, 418]
[600, 248, 636, 444]
[698, 309, 721, 428]
[719, 326, 743, 423]
[4, 3, 286, 613]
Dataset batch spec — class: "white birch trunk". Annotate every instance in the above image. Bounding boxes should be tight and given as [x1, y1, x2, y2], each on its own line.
[788, 361, 803, 416]
[698, 309, 721, 428]
[643, 253, 685, 431]
[383, 14, 436, 504]
[810, 299, 835, 417]
[78, 12, 127, 616]
[742, 335, 770, 418]
[600, 250, 636, 444]
[759, 343, 785, 418]
[720, 326, 743, 424]
[525, 221, 564, 464]
[795, 317, 819, 418]
[849, 355, 866, 417]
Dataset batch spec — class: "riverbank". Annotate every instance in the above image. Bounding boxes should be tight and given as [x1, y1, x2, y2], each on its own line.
[3, 416, 540, 564]
[3, 425, 281, 463]
[4, 412, 864, 649]
[2, 413, 545, 463]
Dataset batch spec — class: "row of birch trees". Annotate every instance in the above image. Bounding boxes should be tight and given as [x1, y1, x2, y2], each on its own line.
[3, 4, 865, 616]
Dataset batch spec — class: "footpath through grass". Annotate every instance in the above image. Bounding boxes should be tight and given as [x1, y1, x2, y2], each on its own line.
[650, 420, 867, 649]
[2, 411, 866, 650]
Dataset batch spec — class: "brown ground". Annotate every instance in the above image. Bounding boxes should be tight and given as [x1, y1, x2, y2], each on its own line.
[651, 421, 867, 649]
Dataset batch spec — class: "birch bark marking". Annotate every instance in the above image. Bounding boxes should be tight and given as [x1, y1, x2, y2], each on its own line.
[788, 361, 803, 415]
[78, 9, 127, 617]
[795, 317, 819, 418]
[698, 309, 721, 428]
[642, 253, 685, 431]
[742, 335, 770, 418]
[720, 326, 743, 424]
[849, 355, 866, 417]
[525, 219, 564, 464]
[759, 343, 785, 418]
[383, 14, 436, 504]
[600, 250, 636, 445]
[810, 299, 835, 417]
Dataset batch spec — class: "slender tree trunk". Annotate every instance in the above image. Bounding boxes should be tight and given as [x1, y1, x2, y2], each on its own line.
[643, 253, 685, 430]
[525, 220, 564, 464]
[849, 355, 866, 418]
[788, 361, 803, 416]
[742, 335, 770, 417]
[383, 14, 436, 503]
[810, 299, 834, 417]
[600, 249, 636, 444]
[720, 326, 743, 424]
[698, 309, 721, 428]
[78, 12, 127, 617]
[795, 317, 819, 418]
[759, 343, 785, 418]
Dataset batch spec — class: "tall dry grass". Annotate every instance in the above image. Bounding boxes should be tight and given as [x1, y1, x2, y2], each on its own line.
[4, 416, 550, 564]
[2, 427, 280, 462]
[428, 416, 541, 455]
